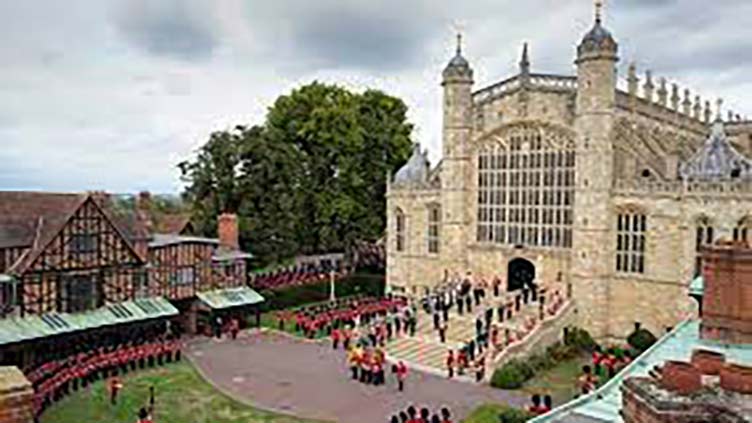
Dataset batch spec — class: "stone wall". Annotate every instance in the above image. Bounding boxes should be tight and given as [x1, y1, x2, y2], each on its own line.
[0, 367, 32, 423]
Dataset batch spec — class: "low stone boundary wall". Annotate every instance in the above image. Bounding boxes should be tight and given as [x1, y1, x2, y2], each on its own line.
[0, 367, 33, 423]
[485, 302, 577, 381]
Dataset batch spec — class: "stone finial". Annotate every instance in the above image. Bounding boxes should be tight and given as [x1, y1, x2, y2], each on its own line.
[643, 70, 654, 102]
[682, 89, 692, 115]
[657, 78, 668, 106]
[520, 42, 531, 75]
[627, 62, 639, 96]
[671, 84, 680, 110]
[704, 100, 712, 123]
[716, 98, 724, 121]
[693, 95, 702, 120]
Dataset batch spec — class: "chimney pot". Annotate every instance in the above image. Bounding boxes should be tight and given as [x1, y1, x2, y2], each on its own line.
[218, 213, 239, 250]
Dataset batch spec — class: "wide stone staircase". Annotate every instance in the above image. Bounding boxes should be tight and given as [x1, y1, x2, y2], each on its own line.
[385, 288, 553, 377]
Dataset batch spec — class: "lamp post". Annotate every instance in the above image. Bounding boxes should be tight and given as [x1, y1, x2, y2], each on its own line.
[329, 269, 336, 302]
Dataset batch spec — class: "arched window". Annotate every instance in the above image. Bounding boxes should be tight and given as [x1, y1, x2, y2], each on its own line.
[476, 124, 575, 248]
[733, 216, 750, 244]
[427, 205, 441, 254]
[395, 209, 406, 253]
[694, 217, 714, 277]
[616, 210, 647, 274]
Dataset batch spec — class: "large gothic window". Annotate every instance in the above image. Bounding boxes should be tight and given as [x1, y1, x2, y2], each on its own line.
[476, 125, 575, 248]
[395, 209, 406, 252]
[694, 217, 714, 277]
[427, 204, 441, 254]
[616, 211, 646, 274]
[733, 216, 750, 244]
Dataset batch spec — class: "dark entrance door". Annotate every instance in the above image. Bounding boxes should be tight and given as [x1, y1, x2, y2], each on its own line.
[507, 258, 536, 291]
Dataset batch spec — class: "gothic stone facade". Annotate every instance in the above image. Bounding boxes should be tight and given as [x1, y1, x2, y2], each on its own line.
[386, 12, 752, 341]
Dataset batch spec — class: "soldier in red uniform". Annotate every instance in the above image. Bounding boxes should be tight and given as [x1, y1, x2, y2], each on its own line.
[331, 327, 341, 350]
[395, 360, 408, 392]
[446, 350, 454, 379]
[109, 376, 123, 405]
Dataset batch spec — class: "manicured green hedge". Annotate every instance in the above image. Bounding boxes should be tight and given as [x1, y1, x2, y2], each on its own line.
[258, 271, 385, 311]
[564, 327, 597, 352]
[627, 328, 657, 354]
[491, 359, 533, 389]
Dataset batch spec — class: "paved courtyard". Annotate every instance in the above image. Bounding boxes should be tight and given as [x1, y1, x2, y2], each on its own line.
[185, 331, 527, 423]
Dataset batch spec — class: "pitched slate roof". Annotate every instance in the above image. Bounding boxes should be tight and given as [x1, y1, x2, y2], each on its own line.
[680, 120, 752, 181]
[0, 192, 86, 249]
[154, 214, 192, 235]
[0, 191, 145, 274]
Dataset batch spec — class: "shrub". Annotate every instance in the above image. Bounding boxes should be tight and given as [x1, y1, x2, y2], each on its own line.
[528, 353, 555, 372]
[491, 359, 533, 389]
[627, 328, 657, 353]
[564, 327, 597, 352]
[497, 406, 535, 423]
[546, 341, 578, 362]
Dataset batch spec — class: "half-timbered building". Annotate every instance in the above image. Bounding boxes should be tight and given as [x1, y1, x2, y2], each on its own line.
[0, 191, 260, 368]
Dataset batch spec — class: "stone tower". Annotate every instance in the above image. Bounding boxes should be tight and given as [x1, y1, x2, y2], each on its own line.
[440, 34, 474, 274]
[571, 3, 619, 339]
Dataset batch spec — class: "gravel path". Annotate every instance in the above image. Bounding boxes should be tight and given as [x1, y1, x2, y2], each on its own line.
[185, 331, 527, 423]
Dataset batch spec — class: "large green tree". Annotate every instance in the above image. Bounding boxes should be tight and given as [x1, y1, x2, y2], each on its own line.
[179, 82, 413, 266]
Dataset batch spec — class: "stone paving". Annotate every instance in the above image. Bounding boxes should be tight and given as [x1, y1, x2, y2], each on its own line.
[185, 331, 527, 423]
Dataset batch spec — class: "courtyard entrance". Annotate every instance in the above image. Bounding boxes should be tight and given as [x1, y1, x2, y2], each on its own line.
[507, 257, 536, 291]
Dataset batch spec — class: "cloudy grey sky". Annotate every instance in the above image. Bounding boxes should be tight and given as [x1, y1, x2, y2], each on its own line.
[2, 0, 751, 194]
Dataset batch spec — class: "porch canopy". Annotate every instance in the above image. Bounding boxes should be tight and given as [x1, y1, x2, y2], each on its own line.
[0, 297, 178, 347]
[196, 286, 265, 310]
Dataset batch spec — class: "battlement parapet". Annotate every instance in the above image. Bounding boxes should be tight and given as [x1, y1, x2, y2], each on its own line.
[613, 179, 752, 197]
[472, 73, 576, 106]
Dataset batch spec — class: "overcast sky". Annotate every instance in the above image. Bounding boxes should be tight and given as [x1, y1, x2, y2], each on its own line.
[2, 0, 751, 194]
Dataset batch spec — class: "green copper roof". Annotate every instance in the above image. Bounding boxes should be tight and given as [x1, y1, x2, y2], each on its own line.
[534, 319, 752, 423]
[0, 297, 177, 347]
[196, 286, 265, 309]
[689, 275, 704, 296]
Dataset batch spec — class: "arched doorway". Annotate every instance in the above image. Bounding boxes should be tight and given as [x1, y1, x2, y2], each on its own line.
[507, 258, 536, 291]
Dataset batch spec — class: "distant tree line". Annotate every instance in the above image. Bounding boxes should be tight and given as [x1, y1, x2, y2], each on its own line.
[179, 82, 414, 266]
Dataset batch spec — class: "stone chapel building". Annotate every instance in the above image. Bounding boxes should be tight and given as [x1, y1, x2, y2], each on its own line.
[386, 5, 752, 341]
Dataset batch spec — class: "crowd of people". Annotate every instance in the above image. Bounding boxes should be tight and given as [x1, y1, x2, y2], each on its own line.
[27, 338, 181, 419]
[250, 243, 385, 291]
[389, 405, 453, 423]
[577, 346, 634, 394]
[274, 295, 413, 341]
[250, 262, 342, 290]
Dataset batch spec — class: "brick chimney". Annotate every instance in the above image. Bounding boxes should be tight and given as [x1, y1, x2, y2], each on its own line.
[135, 191, 154, 234]
[720, 363, 752, 394]
[700, 241, 752, 344]
[218, 213, 239, 250]
[690, 349, 726, 376]
[660, 361, 702, 395]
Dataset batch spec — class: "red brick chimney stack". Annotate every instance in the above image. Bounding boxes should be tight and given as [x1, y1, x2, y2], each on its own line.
[660, 361, 702, 395]
[700, 241, 752, 343]
[218, 213, 239, 250]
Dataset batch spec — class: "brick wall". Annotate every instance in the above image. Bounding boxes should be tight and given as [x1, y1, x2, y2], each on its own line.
[0, 367, 33, 423]
[701, 242, 752, 344]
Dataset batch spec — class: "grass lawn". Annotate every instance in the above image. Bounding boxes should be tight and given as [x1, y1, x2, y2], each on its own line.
[41, 361, 326, 423]
[519, 355, 586, 406]
[462, 404, 533, 423]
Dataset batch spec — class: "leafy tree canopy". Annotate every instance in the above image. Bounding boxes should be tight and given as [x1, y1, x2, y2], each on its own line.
[179, 82, 414, 266]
